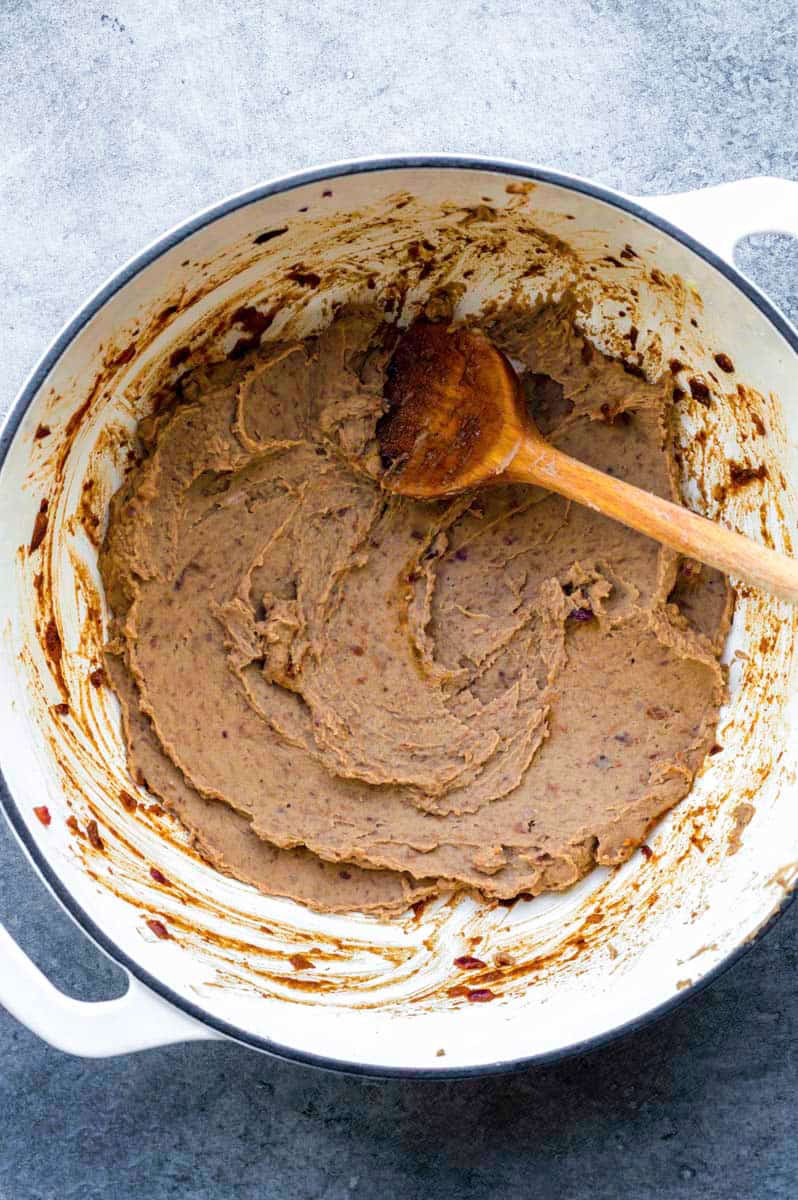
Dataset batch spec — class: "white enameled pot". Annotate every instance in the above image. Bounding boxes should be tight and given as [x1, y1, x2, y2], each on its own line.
[1, 159, 798, 1077]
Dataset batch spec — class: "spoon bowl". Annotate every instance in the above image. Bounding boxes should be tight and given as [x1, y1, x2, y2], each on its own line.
[379, 322, 525, 496]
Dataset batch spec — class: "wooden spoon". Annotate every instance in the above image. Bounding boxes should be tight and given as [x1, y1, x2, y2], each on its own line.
[377, 321, 798, 602]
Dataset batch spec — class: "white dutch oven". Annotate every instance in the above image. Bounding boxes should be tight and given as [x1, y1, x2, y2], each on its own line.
[2, 158, 798, 1077]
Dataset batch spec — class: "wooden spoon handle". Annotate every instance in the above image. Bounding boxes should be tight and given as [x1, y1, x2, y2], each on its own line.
[505, 435, 798, 602]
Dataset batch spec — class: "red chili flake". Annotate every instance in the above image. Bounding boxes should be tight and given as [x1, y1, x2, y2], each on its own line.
[411, 899, 427, 920]
[53, 702, 70, 716]
[30, 499, 49, 553]
[321, 189, 333, 198]
[640, 843, 654, 860]
[454, 955, 487, 970]
[86, 819, 104, 851]
[568, 606, 594, 622]
[33, 805, 51, 826]
[89, 667, 105, 688]
[351, 645, 365, 656]
[146, 918, 170, 940]
[688, 377, 711, 405]
[467, 988, 496, 1003]
[66, 815, 80, 834]
[709, 743, 723, 756]
[119, 790, 137, 812]
[150, 867, 171, 886]
[646, 706, 668, 720]
[714, 352, 735, 374]
[34, 423, 51, 440]
[289, 953, 314, 970]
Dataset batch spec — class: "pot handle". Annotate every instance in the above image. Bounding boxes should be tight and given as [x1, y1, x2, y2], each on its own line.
[0, 921, 221, 1057]
[635, 176, 798, 263]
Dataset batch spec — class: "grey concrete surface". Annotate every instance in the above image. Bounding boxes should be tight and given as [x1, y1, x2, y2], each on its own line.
[1, 1, 797, 1197]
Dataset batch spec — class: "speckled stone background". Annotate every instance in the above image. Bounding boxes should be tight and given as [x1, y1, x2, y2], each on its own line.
[1, 2, 797, 1197]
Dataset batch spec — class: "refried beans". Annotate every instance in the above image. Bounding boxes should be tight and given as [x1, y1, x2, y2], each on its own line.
[100, 295, 731, 914]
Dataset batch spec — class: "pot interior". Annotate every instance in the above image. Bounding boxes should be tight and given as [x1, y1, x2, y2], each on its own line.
[2, 164, 797, 1072]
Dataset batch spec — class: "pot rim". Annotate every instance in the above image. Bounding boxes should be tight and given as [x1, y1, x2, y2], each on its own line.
[2, 153, 796, 1079]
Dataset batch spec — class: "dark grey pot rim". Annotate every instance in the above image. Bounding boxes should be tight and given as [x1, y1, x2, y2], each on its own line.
[1, 154, 795, 1080]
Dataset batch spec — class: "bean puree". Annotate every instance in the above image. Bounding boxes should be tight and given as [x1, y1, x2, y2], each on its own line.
[101, 297, 731, 914]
